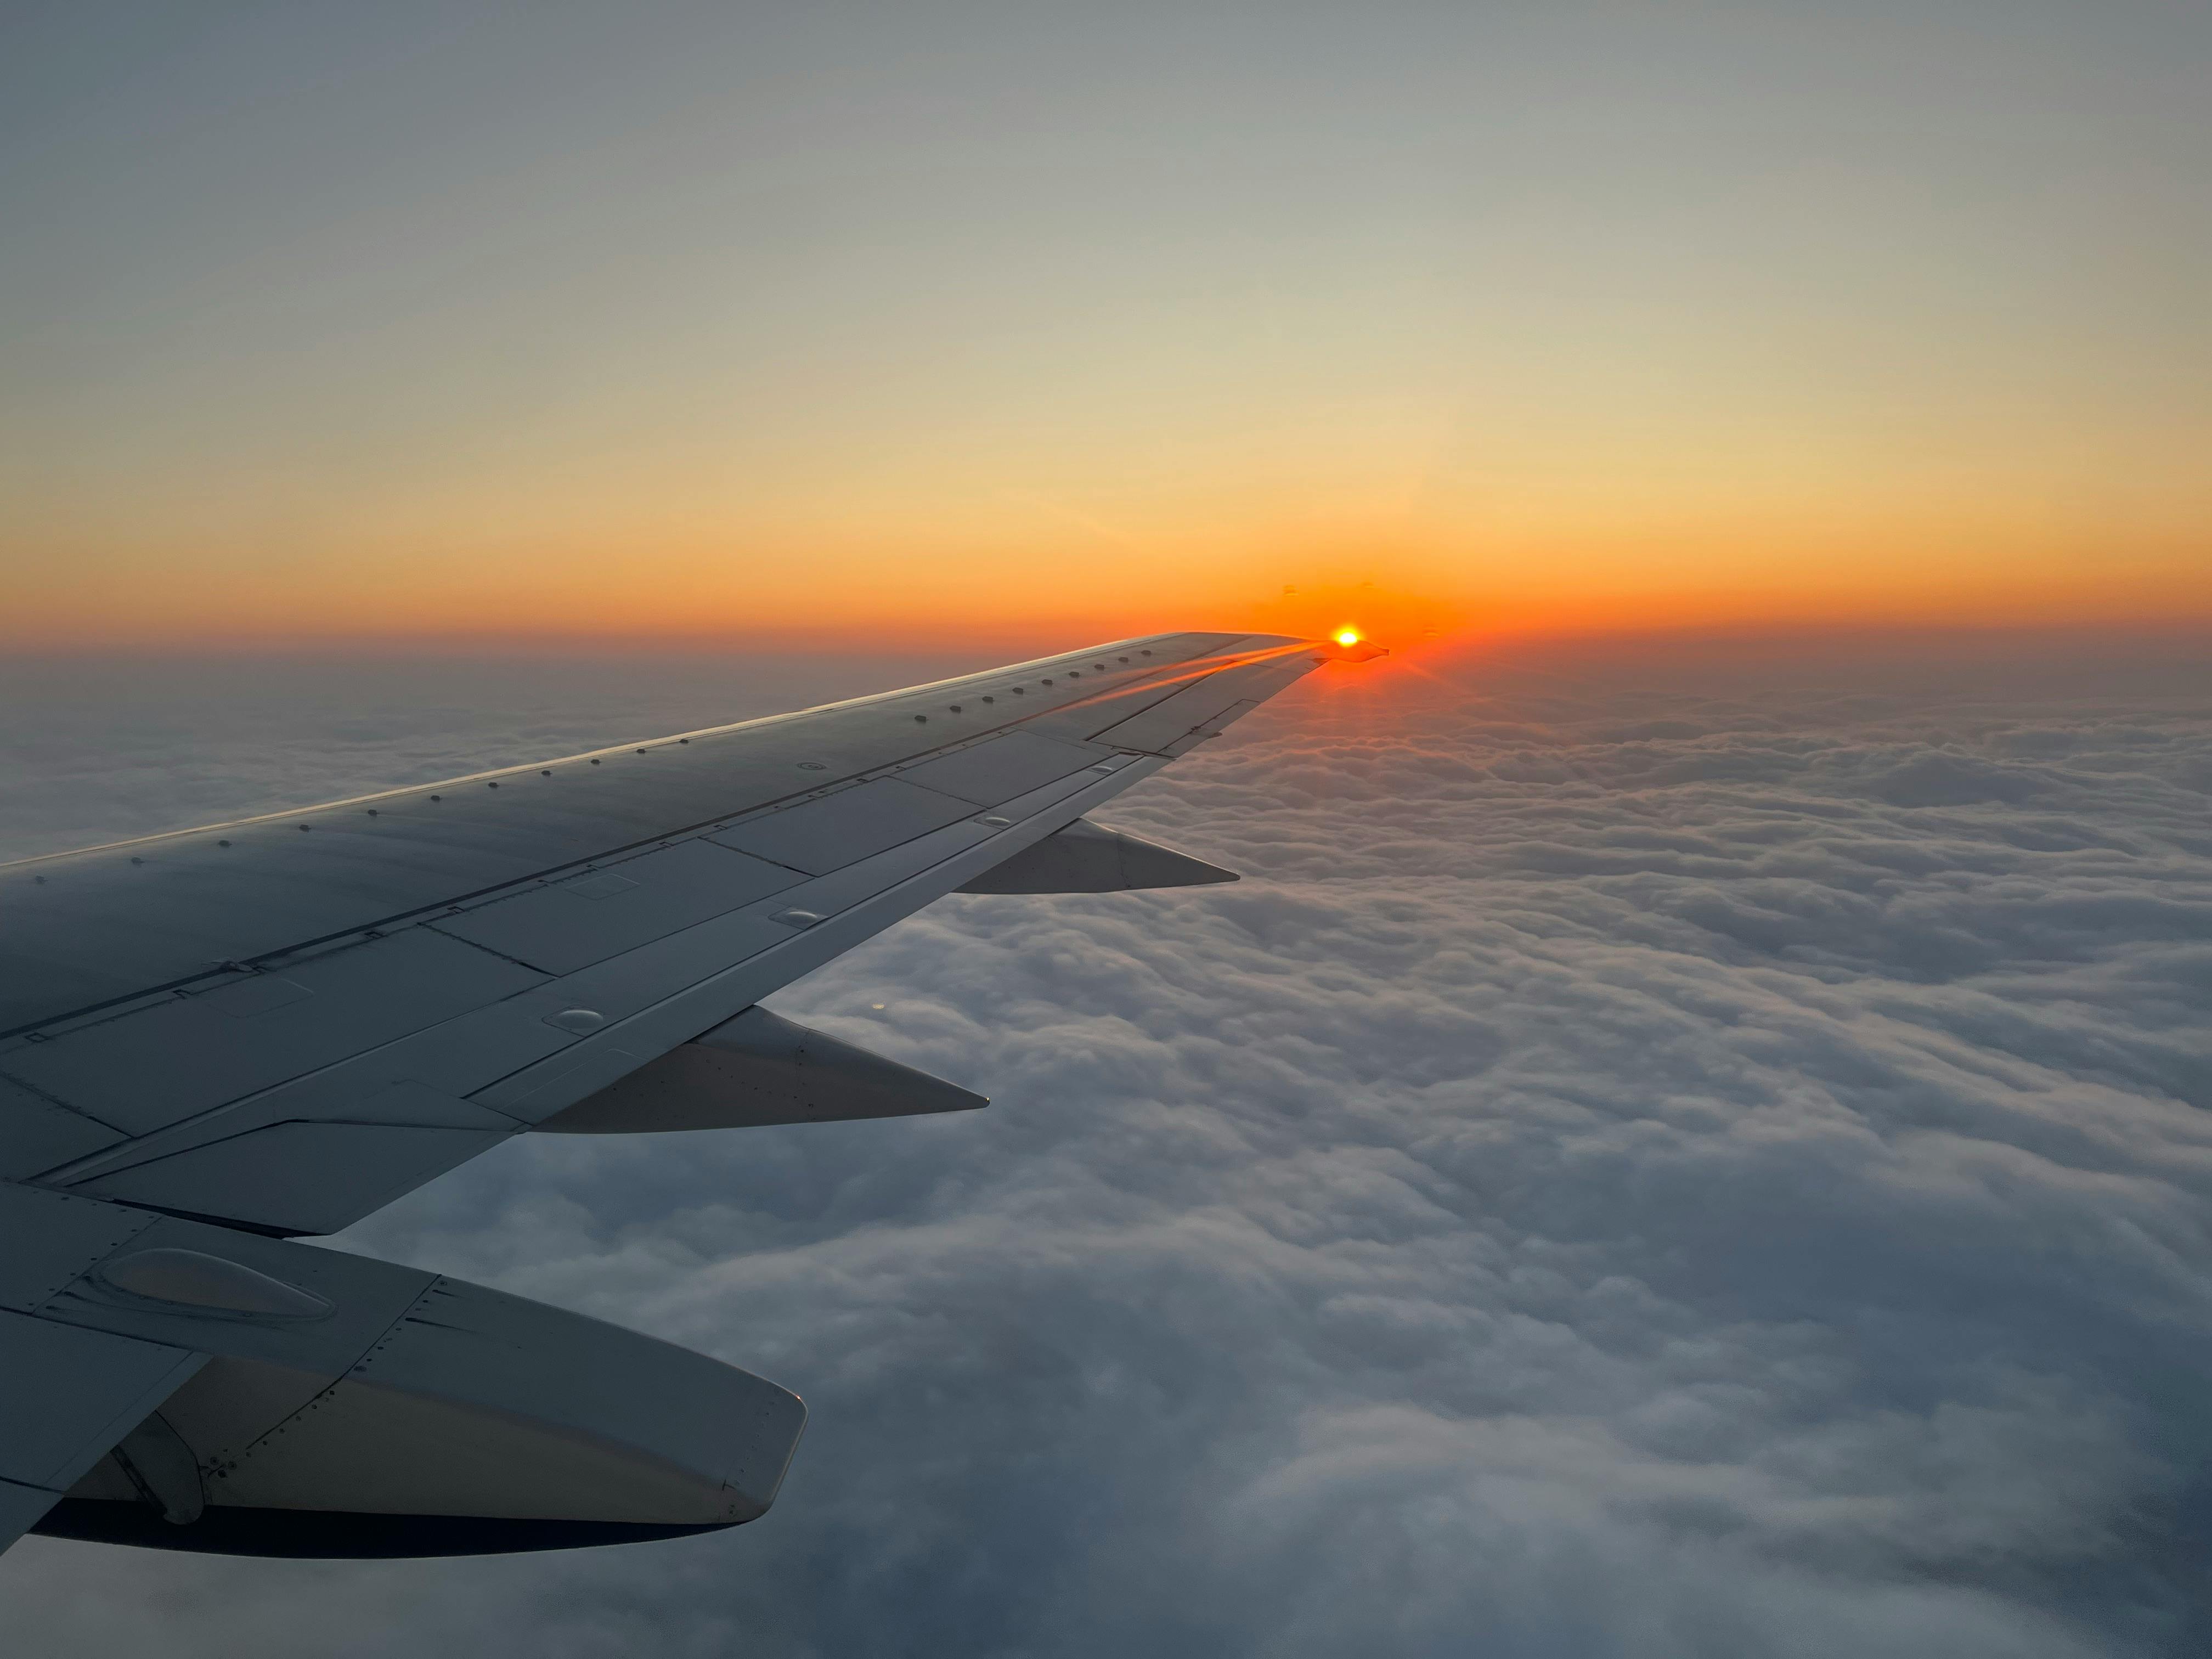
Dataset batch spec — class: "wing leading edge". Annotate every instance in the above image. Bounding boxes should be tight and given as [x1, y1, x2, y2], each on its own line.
[0, 629, 1377, 1558]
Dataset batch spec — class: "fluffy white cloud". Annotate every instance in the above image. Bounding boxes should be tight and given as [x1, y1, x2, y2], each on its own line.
[4, 635, 2210, 1657]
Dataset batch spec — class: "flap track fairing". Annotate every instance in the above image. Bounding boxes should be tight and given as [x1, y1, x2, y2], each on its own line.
[535, 1007, 984, 1134]
[956, 819, 1237, 895]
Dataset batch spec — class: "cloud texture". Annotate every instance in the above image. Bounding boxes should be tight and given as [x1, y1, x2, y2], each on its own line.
[4, 634, 2211, 1657]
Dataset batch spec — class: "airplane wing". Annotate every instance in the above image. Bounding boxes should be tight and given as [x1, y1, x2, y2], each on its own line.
[0, 629, 1374, 1558]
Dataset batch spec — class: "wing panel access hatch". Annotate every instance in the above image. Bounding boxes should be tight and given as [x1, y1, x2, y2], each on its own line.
[431, 840, 801, 976]
[893, 731, 1110, 808]
[707, 778, 977, 876]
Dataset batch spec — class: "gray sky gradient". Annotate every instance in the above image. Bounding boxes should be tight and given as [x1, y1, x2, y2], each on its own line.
[5, 2, 2209, 638]
[3, 634, 2210, 1655]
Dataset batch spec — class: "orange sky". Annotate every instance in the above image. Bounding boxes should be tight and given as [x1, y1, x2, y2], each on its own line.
[4, 6, 2207, 654]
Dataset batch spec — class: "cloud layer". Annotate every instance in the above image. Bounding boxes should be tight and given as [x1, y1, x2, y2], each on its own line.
[5, 634, 2211, 1657]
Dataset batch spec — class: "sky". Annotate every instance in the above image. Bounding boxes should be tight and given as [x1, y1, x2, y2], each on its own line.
[3, 1, 2209, 650]
[3, 634, 2211, 1656]
[7, 6, 2212, 1654]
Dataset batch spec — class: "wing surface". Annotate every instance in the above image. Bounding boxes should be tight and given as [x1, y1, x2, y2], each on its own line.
[0, 1186, 207, 1549]
[0, 1181, 805, 1558]
[0, 631, 1339, 1237]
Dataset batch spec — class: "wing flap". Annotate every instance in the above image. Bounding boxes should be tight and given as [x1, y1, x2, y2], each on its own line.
[0, 1306, 206, 1550]
[3, 1185, 803, 1559]
[0, 1480, 63, 1554]
[4, 931, 545, 1137]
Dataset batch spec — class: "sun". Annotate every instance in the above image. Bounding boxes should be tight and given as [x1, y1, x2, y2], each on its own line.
[1333, 627, 1363, 647]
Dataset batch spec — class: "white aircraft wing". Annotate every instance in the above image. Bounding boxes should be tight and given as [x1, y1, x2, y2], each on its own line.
[0, 629, 1374, 1559]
